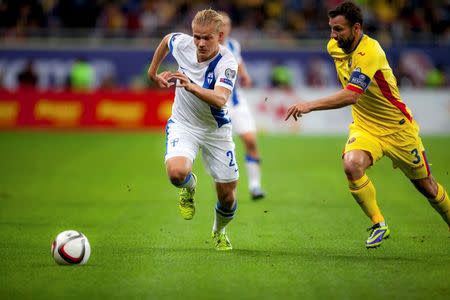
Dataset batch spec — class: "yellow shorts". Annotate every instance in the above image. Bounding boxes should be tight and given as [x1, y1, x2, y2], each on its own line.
[343, 123, 431, 180]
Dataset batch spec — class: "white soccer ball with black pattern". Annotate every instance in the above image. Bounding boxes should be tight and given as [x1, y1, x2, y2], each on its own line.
[51, 230, 91, 265]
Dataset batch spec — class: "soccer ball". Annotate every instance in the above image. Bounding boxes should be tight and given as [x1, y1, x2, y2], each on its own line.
[51, 230, 91, 265]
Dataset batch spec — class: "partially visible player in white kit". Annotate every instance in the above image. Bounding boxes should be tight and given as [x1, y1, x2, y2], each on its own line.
[219, 12, 266, 200]
[148, 9, 239, 251]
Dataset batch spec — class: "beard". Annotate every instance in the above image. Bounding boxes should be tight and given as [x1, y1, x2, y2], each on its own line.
[337, 34, 355, 53]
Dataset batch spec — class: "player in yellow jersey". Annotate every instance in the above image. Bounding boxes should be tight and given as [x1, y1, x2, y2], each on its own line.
[285, 1, 450, 248]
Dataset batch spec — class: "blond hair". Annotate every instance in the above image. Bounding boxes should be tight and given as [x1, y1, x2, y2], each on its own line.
[192, 9, 224, 32]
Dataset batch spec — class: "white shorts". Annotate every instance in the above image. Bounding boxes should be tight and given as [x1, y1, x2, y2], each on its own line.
[164, 119, 239, 183]
[228, 93, 256, 135]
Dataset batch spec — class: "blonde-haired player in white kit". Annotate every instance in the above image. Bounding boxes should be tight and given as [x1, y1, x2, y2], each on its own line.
[148, 9, 239, 250]
[219, 11, 266, 200]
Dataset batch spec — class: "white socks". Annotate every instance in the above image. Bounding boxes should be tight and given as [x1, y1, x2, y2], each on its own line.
[213, 201, 237, 233]
[177, 172, 196, 191]
[245, 154, 261, 191]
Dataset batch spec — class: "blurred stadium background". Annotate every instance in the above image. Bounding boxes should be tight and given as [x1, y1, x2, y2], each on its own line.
[0, 1, 449, 299]
[0, 0, 449, 132]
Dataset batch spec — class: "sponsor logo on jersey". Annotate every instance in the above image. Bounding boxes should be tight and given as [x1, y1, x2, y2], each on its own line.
[220, 78, 233, 87]
[349, 69, 370, 90]
[350, 77, 368, 89]
[357, 51, 365, 56]
[347, 137, 356, 144]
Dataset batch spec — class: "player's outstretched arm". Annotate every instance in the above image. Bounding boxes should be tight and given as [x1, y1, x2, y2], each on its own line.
[285, 88, 360, 121]
[169, 71, 231, 108]
[148, 34, 173, 88]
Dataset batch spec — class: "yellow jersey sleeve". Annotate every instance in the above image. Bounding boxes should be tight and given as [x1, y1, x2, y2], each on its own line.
[346, 41, 382, 94]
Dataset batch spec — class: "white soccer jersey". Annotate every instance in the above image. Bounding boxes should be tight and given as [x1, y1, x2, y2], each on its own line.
[224, 38, 256, 134]
[168, 33, 238, 132]
[225, 38, 243, 107]
[225, 38, 243, 64]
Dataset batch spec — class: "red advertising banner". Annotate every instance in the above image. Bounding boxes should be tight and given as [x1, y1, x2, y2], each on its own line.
[0, 89, 174, 129]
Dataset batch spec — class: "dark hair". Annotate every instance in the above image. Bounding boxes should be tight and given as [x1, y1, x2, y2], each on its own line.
[328, 1, 363, 27]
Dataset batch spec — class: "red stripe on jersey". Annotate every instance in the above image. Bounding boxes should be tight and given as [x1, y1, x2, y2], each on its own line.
[374, 70, 412, 122]
[346, 84, 363, 94]
[422, 151, 431, 177]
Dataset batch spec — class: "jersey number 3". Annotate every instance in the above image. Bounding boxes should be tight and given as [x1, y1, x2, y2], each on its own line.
[411, 148, 421, 164]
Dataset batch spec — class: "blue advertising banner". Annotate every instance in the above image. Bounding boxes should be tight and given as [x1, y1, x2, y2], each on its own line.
[1, 46, 448, 89]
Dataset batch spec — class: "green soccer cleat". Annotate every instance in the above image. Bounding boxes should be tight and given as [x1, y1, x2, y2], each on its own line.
[211, 231, 232, 251]
[365, 223, 390, 248]
[178, 174, 197, 220]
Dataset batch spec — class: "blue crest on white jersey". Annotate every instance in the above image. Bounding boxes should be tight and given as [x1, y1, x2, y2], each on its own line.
[207, 72, 214, 85]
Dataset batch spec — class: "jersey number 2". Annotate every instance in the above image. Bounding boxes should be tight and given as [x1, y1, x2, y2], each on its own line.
[226, 150, 235, 167]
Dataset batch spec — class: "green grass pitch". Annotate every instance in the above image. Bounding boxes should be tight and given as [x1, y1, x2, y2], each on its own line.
[0, 132, 449, 299]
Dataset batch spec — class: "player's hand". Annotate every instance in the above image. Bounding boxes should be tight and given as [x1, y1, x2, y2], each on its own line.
[285, 102, 312, 121]
[169, 71, 194, 92]
[153, 71, 174, 88]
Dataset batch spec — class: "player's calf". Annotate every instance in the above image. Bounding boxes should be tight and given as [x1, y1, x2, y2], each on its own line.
[412, 178, 450, 227]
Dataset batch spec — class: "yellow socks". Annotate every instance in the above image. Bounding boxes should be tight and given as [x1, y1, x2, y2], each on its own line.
[348, 174, 384, 224]
[428, 183, 450, 227]
[349, 175, 449, 228]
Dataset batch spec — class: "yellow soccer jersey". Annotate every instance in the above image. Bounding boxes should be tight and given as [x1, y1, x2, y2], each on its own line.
[327, 34, 415, 135]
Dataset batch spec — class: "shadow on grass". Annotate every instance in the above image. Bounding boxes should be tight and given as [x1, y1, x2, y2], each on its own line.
[143, 247, 423, 263]
[31, 262, 99, 268]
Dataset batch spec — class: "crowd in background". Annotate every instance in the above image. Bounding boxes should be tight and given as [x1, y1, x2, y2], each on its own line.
[1, 0, 449, 90]
[1, 0, 450, 44]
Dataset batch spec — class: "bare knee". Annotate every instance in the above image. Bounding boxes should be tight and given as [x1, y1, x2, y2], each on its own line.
[166, 160, 191, 186]
[411, 177, 438, 199]
[343, 150, 372, 180]
[343, 162, 363, 179]
[167, 167, 189, 186]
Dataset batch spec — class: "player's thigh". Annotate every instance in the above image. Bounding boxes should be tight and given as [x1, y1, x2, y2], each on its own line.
[343, 126, 383, 164]
[201, 137, 239, 183]
[229, 103, 256, 135]
[384, 129, 430, 180]
[164, 120, 199, 163]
